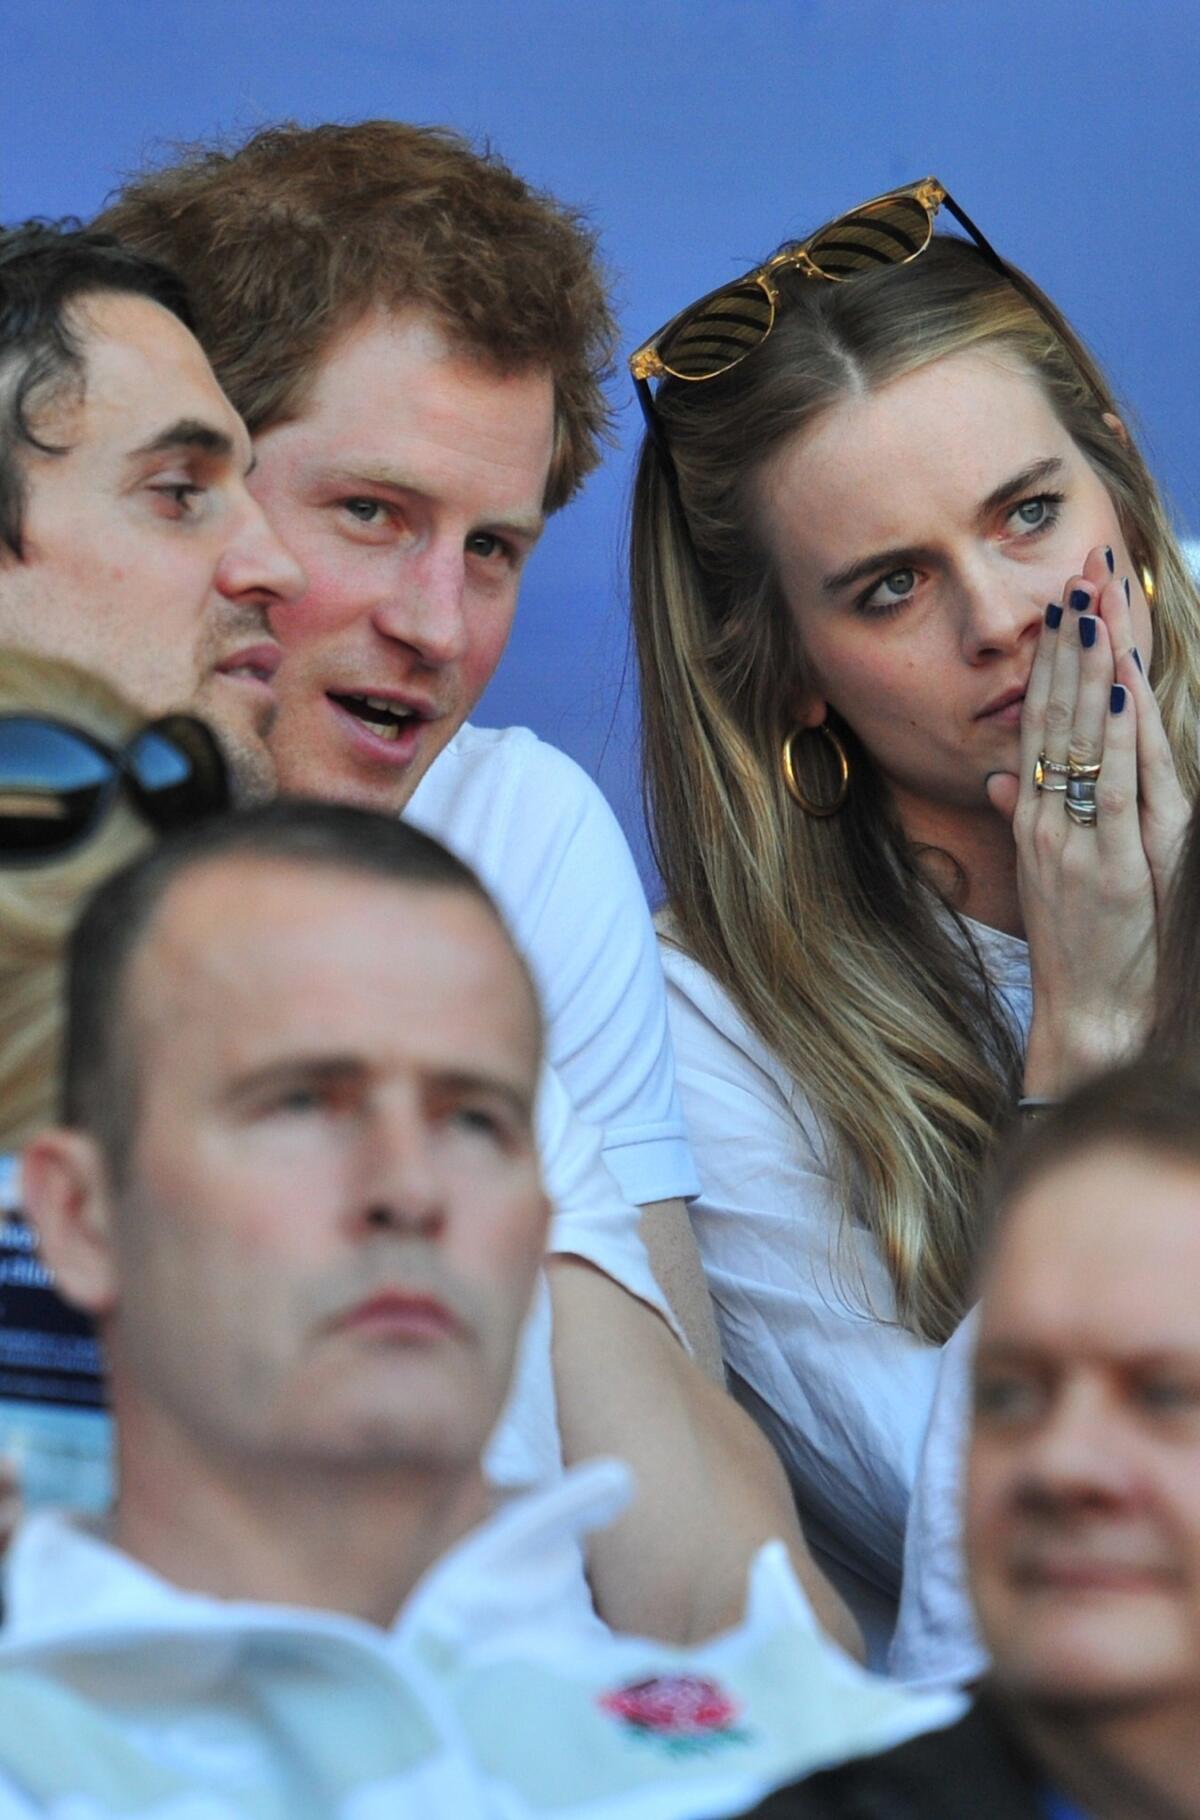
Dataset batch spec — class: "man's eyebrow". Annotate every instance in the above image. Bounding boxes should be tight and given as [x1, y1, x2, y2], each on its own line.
[977, 455, 1065, 522]
[224, 1054, 364, 1103]
[974, 1339, 1039, 1368]
[324, 463, 545, 540]
[128, 418, 235, 461]
[435, 1069, 535, 1122]
[820, 456, 1068, 596]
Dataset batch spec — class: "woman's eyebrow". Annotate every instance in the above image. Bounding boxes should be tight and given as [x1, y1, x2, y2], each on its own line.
[976, 455, 1065, 521]
[822, 542, 937, 595]
[821, 456, 1069, 595]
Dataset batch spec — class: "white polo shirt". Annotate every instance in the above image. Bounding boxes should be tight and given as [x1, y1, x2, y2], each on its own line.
[0, 1459, 962, 1818]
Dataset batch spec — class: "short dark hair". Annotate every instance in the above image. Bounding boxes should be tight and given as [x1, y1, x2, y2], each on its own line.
[980, 1056, 1200, 1268]
[0, 220, 193, 558]
[63, 800, 535, 1176]
[96, 120, 617, 513]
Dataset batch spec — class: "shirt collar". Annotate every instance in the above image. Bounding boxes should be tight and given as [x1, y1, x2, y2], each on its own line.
[1, 1457, 632, 1659]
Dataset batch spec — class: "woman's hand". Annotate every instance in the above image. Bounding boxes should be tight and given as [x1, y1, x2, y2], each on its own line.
[1093, 562, 1190, 917]
[988, 546, 1162, 1096]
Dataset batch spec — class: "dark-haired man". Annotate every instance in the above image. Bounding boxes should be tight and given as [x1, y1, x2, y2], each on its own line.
[0, 222, 303, 800]
[748, 1057, 1200, 1818]
[1, 803, 941, 1816]
[97, 122, 850, 1649]
[0, 222, 301, 1519]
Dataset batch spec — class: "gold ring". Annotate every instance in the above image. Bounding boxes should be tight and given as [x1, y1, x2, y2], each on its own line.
[1066, 756, 1102, 780]
[1034, 755, 1070, 792]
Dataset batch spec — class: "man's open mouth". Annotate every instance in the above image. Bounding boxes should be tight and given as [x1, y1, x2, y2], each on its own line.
[329, 692, 421, 742]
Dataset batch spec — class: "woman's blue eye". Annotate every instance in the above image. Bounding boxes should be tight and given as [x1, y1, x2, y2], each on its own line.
[859, 568, 916, 616]
[1009, 493, 1063, 534]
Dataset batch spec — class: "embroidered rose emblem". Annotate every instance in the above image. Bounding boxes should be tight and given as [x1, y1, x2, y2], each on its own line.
[598, 1674, 749, 1755]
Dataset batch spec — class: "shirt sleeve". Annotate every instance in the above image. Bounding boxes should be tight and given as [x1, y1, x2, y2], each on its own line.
[663, 944, 943, 1596]
[406, 728, 698, 1208]
[889, 1308, 989, 1687]
[489, 736, 699, 1209]
[483, 1062, 686, 1494]
[535, 1062, 683, 1336]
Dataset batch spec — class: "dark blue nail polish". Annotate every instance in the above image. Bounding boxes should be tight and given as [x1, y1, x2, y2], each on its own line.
[1104, 546, 1115, 572]
[1079, 614, 1098, 648]
[1069, 588, 1090, 611]
[1133, 646, 1144, 675]
[1123, 576, 1131, 605]
[1111, 684, 1127, 714]
[1044, 603, 1063, 629]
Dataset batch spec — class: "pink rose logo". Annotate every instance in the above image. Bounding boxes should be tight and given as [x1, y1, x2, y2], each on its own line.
[599, 1674, 750, 1755]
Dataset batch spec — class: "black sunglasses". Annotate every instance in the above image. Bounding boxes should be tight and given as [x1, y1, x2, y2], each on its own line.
[0, 712, 231, 863]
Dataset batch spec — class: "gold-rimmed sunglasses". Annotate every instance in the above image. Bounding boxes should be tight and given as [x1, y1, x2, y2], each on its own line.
[629, 177, 1029, 434]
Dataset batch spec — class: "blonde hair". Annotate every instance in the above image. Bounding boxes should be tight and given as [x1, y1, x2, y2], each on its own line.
[0, 651, 151, 1148]
[631, 236, 1200, 1343]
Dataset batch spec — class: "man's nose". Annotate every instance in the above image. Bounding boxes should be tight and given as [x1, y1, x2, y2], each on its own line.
[217, 501, 306, 605]
[371, 547, 469, 667]
[355, 1104, 446, 1240]
[1017, 1380, 1133, 1513]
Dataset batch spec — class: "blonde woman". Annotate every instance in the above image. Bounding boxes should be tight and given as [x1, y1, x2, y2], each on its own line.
[628, 182, 1197, 1652]
[0, 650, 228, 1517]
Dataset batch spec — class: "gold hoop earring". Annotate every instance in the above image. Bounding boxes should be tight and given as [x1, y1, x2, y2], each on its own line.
[1138, 559, 1156, 604]
[780, 724, 850, 817]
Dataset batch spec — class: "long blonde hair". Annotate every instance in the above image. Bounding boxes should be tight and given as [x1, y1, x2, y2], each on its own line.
[0, 651, 152, 1149]
[631, 236, 1200, 1344]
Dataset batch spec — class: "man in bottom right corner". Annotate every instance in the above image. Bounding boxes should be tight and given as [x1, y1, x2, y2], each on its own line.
[745, 1053, 1200, 1819]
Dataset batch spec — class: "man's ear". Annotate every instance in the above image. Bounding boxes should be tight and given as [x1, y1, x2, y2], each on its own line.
[1103, 411, 1130, 447]
[21, 1131, 119, 1317]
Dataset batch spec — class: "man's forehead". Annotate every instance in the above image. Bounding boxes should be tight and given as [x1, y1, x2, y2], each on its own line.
[52, 290, 247, 456]
[982, 1145, 1200, 1349]
[292, 308, 553, 483]
[129, 854, 539, 1065]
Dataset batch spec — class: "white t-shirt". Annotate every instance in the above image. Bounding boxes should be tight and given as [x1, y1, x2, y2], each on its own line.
[407, 724, 699, 1211]
[0, 1461, 962, 1819]
[661, 915, 1031, 1662]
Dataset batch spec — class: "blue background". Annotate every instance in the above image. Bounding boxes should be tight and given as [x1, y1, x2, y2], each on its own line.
[5, 0, 1198, 890]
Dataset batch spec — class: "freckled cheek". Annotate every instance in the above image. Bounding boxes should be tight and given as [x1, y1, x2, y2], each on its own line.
[460, 613, 517, 699]
[271, 562, 371, 646]
[831, 651, 928, 726]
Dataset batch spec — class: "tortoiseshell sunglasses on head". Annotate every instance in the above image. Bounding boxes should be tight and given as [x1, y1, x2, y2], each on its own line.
[629, 177, 1034, 434]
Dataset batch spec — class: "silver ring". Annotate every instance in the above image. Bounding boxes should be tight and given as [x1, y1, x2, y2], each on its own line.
[1064, 774, 1098, 827]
